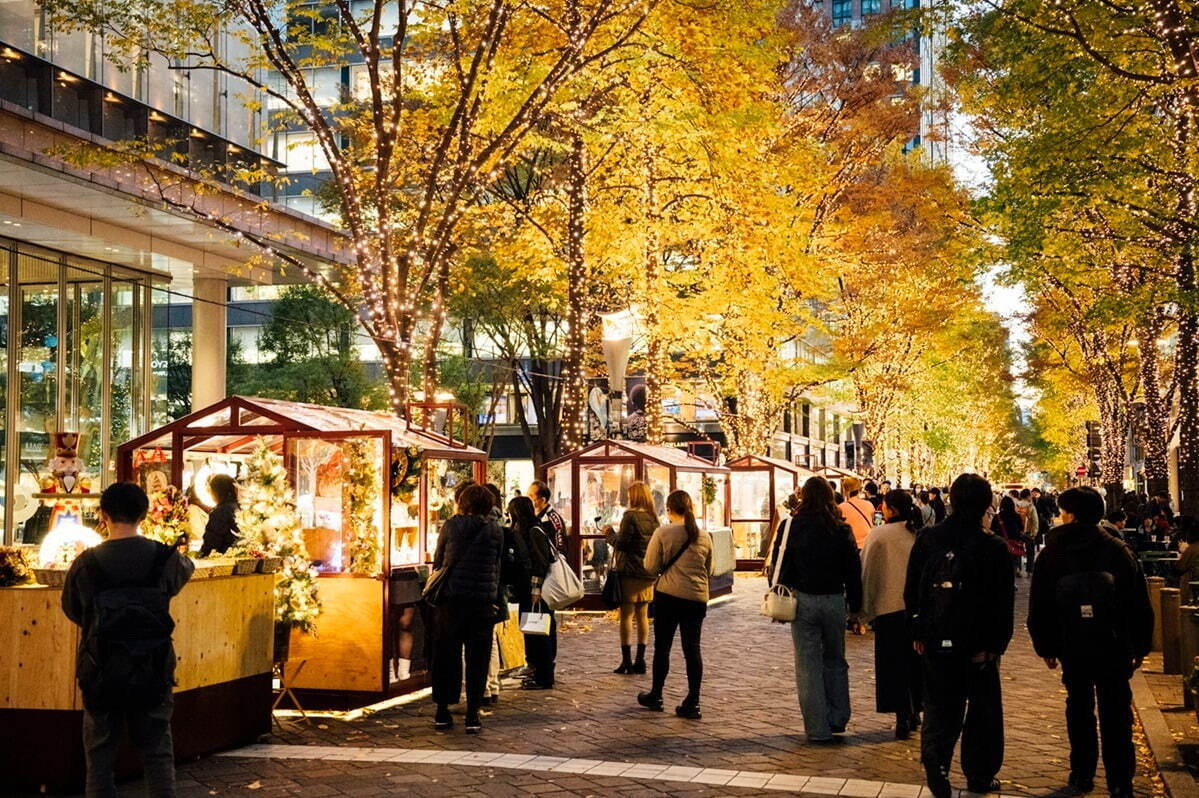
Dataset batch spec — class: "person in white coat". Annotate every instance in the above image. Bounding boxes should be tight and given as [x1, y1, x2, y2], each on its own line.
[861, 488, 924, 739]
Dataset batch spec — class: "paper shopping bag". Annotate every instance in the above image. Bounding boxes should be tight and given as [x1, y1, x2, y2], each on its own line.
[519, 607, 552, 636]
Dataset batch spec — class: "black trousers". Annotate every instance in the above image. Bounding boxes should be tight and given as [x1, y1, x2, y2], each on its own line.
[921, 655, 1004, 787]
[873, 611, 922, 716]
[430, 601, 494, 711]
[1062, 662, 1135, 792]
[651, 591, 707, 703]
[520, 599, 557, 686]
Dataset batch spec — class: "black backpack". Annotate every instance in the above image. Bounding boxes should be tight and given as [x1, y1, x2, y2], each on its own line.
[1053, 555, 1122, 662]
[77, 544, 177, 711]
[915, 531, 974, 656]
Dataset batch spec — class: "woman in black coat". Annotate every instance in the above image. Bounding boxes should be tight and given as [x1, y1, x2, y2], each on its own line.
[991, 495, 1025, 577]
[508, 495, 557, 691]
[430, 484, 503, 734]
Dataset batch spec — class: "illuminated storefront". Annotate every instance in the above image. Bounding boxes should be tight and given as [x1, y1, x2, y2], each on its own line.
[0, 237, 159, 544]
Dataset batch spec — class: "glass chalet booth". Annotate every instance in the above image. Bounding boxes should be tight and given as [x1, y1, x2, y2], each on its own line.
[541, 440, 736, 606]
[116, 396, 487, 707]
[727, 454, 813, 571]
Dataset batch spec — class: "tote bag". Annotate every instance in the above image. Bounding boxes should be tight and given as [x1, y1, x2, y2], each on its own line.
[541, 539, 585, 610]
[760, 516, 798, 622]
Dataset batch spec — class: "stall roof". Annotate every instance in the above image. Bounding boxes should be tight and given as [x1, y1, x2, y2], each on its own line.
[118, 395, 487, 459]
[727, 454, 815, 477]
[543, 439, 730, 472]
[812, 464, 865, 481]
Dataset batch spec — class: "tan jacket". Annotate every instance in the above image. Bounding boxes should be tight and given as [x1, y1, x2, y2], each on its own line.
[860, 521, 916, 622]
[644, 522, 714, 603]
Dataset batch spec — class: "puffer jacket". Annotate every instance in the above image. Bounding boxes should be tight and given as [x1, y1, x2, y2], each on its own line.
[433, 514, 503, 604]
[612, 508, 657, 581]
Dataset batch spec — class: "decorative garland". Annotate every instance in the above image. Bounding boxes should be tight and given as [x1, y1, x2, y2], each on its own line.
[236, 439, 321, 633]
[701, 474, 718, 508]
[342, 437, 381, 575]
[144, 485, 190, 547]
[391, 445, 422, 503]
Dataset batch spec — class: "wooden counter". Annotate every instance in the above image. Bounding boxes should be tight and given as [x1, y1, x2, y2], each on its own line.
[0, 572, 275, 793]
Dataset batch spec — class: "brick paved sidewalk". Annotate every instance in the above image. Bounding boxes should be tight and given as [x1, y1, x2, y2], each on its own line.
[165, 574, 1167, 798]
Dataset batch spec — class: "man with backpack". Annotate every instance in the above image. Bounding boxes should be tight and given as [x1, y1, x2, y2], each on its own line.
[62, 482, 194, 798]
[1027, 487, 1152, 798]
[905, 473, 1014, 798]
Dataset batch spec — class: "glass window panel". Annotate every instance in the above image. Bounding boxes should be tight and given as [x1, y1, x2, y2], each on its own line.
[706, 474, 727, 529]
[730, 469, 771, 520]
[65, 267, 104, 485]
[15, 252, 59, 544]
[110, 281, 142, 472]
[578, 462, 634, 594]
[733, 520, 770, 560]
[774, 468, 795, 512]
[425, 457, 475, 562]
[645, 462, 670, 520]
[150, 286, 176, 426]
[547, 461, 573, 537]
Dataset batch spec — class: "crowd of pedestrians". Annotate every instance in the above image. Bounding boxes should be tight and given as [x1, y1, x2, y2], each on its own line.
[62, 471, 1166, 798]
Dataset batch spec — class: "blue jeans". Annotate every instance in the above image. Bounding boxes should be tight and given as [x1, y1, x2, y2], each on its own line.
[791, 592, 851, 740]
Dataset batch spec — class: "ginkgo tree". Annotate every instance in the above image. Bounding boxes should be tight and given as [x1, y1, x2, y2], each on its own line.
[43, 0, 663, 416]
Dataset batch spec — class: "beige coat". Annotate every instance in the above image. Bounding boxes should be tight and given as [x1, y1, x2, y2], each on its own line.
[860, 520, 916, 622]
[644, 522, 714, 603]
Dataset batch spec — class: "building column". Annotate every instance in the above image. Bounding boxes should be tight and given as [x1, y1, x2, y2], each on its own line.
[191, 276, 227, 410]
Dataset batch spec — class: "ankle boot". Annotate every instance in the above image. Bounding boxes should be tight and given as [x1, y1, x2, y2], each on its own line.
[614, 645, 633, 674]
[632, 644, 647, 674]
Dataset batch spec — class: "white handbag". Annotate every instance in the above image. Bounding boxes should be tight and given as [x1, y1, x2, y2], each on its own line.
[761, 517, 798, 622]
[519, 602, 553, 635]
[540, 538, 584, 610]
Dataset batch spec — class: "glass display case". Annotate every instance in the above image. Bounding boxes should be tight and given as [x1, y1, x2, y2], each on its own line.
[542, 440, 734, 601]
[116, 395, 487, 705]
[727, 454, 813, 569]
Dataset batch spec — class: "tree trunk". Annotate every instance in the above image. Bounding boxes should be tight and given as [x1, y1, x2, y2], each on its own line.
[1096, 383, 1127, 513]
[1135, 310, 1171, 497]
[1177, 247, 1199, 513]
[560, 132, 589, 451]
[642, 147, 664, 445]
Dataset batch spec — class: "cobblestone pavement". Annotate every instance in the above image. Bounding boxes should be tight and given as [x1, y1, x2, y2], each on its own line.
[165, 575, 1166, 798]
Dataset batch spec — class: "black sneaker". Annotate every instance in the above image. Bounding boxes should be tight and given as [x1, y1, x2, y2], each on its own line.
[465, 713, 482, 734]
[675, 703, 702, 720]
[966, 778, 1001, 794]
[521, 679, 553, 691]
[1067, 774, 1094, 794]
[637, 691, 664, 711]
[926, 767, 952, 798]
[433, 706, 453, 731]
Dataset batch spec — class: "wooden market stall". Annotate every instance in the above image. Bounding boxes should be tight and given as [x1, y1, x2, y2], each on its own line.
[116, 396, 488, 708]
[727, 454, 814, 571]
[540, 440, 736, 607]
[0, 571, 275, 794]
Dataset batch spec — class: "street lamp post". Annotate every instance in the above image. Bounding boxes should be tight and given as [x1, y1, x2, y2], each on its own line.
[601, 309, 635, 439]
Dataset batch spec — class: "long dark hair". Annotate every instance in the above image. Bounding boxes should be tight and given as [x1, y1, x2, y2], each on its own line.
[507, 496, 538, 533]
[883, 489, 923, 534]
[798, 476, 843, 531]
[928, 486, 947, 523]
[996, 495, 1021, 536]
[667, 489, 701, 544]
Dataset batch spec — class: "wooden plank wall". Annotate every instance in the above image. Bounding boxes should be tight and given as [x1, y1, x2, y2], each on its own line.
[0, 574, 275, 711]
[0, 586, 81, 710]
[173, 574, 274, 691]
[286, 576, 383, 693]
